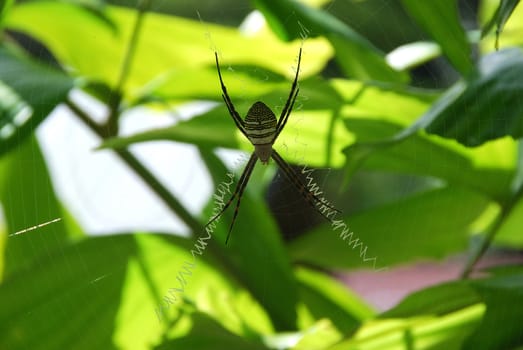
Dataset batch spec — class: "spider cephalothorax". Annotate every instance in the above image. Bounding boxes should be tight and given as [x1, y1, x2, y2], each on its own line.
[207, 48, 340, 243]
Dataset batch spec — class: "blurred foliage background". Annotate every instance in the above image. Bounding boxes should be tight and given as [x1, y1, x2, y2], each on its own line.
[1, 0, 523, 349]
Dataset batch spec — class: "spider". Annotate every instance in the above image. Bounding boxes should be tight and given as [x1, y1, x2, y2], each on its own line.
[207, 48, 341, 244]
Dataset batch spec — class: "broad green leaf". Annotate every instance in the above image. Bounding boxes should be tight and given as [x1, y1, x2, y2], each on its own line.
[0, 136, 74, 277]
[120, 234, 274, 348]
[280, 319, 343, 350]
[495, 193, 523, 247]
[481, 0, 521, 49]
[102, 76, 350, 168]
[198, 150, 298, 331]
[295, 267, 374, 333]
[0, 234, 136, 350]
[340, 76, 517, 200]
[5, 1, 330, 101]
[400, 0, 473, 76]
[381, 281, 481, 318]
[343, 118, 515, 201]
[104, 78, 436, 169]
[326, 305, 484, 350]
[0, 233, 274, 349]
[253, 0, 407, 82]
[154, 312, 269, 350]
[464, 267, 523, 349]
[288, 186, 490, 269]
[426, 48, 523, 147]
[0, 46, 73, 156]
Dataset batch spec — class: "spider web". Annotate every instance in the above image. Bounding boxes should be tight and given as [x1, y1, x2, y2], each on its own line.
[0, 0, 493, 349]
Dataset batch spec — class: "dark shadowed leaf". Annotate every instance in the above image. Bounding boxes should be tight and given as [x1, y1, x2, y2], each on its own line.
[154, 312, 269, 350]
[426, 48, 523, 147]
[463, 267, 523, 349]
[0, 137, 75, 277]
[0, 47, 73, 156]
[0, 235, 136, 350]
[253, 0, 407, 82]
[381, 281, 481, 318]
[400, 0, 473, 76]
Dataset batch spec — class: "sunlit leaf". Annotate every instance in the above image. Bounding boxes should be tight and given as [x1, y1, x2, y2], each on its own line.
[5, 1, 331, 101]
[494, 194, 523, 247]
[327, 305, 484, 350]
[295, 267, 374, 333]
[0, 233, 276, 349]
[198, 151, 298, 331]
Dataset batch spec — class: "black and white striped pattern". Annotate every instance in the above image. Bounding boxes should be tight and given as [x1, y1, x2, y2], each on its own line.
[244, 101, 277, 145]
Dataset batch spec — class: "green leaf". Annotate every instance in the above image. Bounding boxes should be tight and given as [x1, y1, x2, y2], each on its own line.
[101, 111, 239, 151]
[0, 232, 275, 349]
[154, 312, 269, 350]
[253, 0, 407, 82]
[426, 48, 523, 147]
[0, 46, 73, 156]
[381, 281, 481, 318]
[481, 0, 521, 50]
[327, 305, 484, 350]
[295, 267, 374, 333]
[5, 1, 331, 100]
[0, 136, 75, 277]
[102, 76, 350, 168]
[0, 234, 136, 350]
[495, 194, 523, 247]
[288, 186, 490, 269]
[289, 319, 342, 349]
[0, 0, 14, 24]
[343, 118, 515, 201]
[198, 151, 298, 331]
[464, 267, 523, 349]
[480, 0, 523, 52]
[400, 0, 473, 76]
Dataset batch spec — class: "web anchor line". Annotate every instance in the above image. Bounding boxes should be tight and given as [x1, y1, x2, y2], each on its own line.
[8, 218, 62, 237]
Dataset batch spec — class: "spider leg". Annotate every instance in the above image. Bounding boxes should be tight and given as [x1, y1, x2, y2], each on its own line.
[225, 155, 257, 244]
[271, 150, 341, 221]
[273, 86, 299, 141]
[275, 48, 302, 137]
[214, 52, 248, 138]
[205, 153, 258, 243]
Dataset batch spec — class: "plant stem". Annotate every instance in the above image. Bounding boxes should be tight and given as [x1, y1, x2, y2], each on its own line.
[115, 0, 151, 94]
[65, 98, 202, 234]
[461, 184, 523, 278]
[106, 0, 153, 135]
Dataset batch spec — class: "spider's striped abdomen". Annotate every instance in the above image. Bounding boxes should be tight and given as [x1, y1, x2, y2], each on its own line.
[244, 101, 277, 145]
[244, 101, 276, 164]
